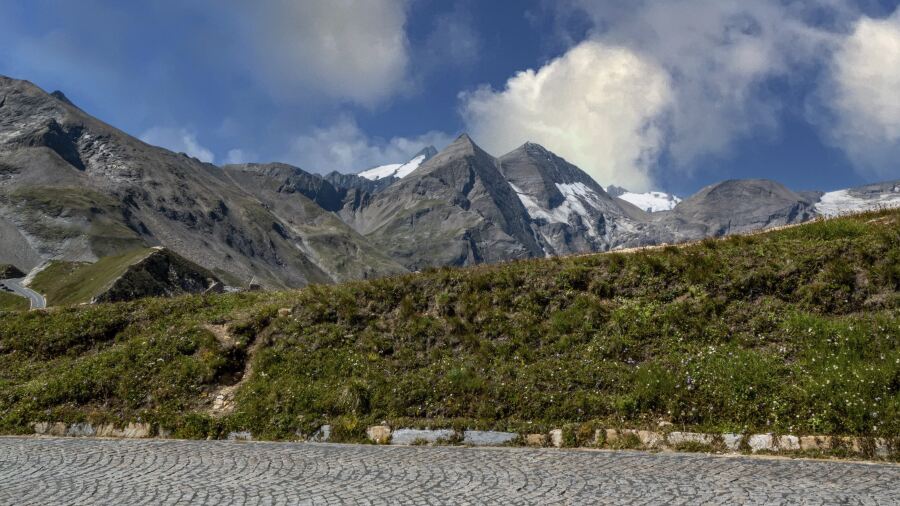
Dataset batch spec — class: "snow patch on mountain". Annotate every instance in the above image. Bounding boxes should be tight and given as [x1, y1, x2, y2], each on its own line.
[815, 187, 900, 217]
[618, 191, 681, 212]
[358, 149, 434, 181]
[358, 163, 403, 181]
[511, 182, 608, 239]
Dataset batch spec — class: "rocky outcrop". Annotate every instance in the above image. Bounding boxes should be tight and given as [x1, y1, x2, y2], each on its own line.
[0, 263, 24, 279]
[92, 248, 219, 303]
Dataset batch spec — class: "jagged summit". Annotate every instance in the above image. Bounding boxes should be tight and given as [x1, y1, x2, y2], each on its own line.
[440, 132, 480, 155]
[415, 145, 438, 159]
[49, 90, 76, 107]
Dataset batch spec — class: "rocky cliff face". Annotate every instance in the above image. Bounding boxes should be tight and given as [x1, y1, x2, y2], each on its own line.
[222, 163, 407, 282]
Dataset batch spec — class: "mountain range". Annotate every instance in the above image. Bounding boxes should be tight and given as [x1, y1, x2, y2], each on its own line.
[1, 75, 898, 291]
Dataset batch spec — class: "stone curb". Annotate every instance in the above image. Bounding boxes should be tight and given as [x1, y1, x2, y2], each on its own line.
[29, 421, 896, 459]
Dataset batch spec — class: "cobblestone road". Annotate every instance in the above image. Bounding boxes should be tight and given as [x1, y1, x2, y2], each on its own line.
[1, 437, 898, 505]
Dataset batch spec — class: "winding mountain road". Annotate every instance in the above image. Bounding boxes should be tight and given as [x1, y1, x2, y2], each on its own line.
[0, 278, 46, 309]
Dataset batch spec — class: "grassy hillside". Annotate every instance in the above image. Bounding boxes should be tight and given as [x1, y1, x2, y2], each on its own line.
[0, 292, 28, 311]
[0, 210, 898, 447]
[30, 248, 155, 306]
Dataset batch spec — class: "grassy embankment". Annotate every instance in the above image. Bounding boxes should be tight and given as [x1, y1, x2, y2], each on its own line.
[29, 248, 155, 306]
[0, 210, 897, 447]
[0, 292, 28, 311]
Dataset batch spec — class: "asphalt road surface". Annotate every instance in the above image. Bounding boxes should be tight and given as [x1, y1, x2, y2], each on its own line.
[0, 278, 45, 309]
[1, 437, 897, 505]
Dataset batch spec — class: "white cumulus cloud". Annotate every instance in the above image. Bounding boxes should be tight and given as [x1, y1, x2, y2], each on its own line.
[817, 9, 900, 179]
[460, 40, 672, 191]
[570, 0, 840, 168]
[230, 0, 412, 107]
[284, 116, 452, 173]
[140, 127, 215, 163]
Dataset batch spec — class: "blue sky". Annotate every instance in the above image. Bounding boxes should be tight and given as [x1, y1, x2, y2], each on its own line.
[0, 0, 899, 195]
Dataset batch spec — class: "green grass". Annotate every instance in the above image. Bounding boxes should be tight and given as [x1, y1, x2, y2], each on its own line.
[0, 210, 898, 451]
[0, 292, 28, 311]
[30, 248, 155, 306]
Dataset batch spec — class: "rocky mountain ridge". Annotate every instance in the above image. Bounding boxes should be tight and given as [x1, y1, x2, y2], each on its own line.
[0, 75, 897, 295]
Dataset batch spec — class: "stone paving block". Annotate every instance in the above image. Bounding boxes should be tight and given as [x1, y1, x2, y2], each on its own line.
[549, 429, 563, 448]
[722, 433, 743, 452]
[462, 430, 516, 446]
[525, 434, 546, 447]
[390, 428, 455, 445]
[748, 434, 775, 452]
[777, 435, 800, 451]
[3, 437, 898, 504]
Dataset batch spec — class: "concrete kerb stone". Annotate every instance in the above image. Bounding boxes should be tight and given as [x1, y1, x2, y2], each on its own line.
[777, 435, 800, 451]
[800, 435, 829, 451]
[749, 434, 776, 453]
[667, 432, 715, 447]
[462, 430, 517, 446]
[525, 433, 547, 447]
[390, 428, 456, 445]
[603, 429, 619, 445]
[549, 429, 564, 448]
[66, 423, 96, 437]
[723, 433, 744, 451]
[26, 420, 892, 460]
[310, 425, 331, 442]
[639, 430, 664, 448]
[366, 425, 391, 444]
